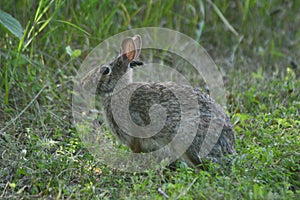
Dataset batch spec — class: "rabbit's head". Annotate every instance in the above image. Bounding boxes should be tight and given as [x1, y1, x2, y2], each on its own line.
[81, 35, 142, 96]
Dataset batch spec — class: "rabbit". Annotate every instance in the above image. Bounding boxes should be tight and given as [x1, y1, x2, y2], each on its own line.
[81, 34, 236, 168]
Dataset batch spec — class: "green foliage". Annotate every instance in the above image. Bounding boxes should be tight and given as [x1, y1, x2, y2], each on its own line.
[0, 0, 299, 199]
[66, 46, 81, 59]
[0, 9, 23, 39]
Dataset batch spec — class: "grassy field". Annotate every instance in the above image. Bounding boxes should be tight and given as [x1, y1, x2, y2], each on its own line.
[1, 0, 299, 199]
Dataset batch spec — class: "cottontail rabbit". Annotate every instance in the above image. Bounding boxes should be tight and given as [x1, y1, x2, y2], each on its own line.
[81, 35, 236, 168]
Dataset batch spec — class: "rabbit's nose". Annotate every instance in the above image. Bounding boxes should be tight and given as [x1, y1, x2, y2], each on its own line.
[130, 60, 144, 68]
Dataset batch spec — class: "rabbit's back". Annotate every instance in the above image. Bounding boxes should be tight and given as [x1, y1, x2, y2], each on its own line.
[101, 81, 236, 166]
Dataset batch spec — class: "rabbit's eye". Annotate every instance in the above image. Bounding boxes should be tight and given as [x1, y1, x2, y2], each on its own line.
[100, 65, 111, 75]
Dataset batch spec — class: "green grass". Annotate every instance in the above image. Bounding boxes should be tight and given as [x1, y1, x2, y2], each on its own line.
[0, 0, 299, 199]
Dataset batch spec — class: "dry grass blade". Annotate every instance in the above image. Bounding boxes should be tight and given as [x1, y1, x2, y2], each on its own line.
[0, 85, 46, 133]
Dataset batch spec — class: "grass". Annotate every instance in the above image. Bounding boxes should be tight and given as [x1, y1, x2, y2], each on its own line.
[0, 0, 299, 199]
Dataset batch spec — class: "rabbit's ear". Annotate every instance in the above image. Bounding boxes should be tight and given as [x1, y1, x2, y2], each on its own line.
[121, 34, 142, 63]
[132, 34, 142, 59]
[121, 38, 136, 63]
